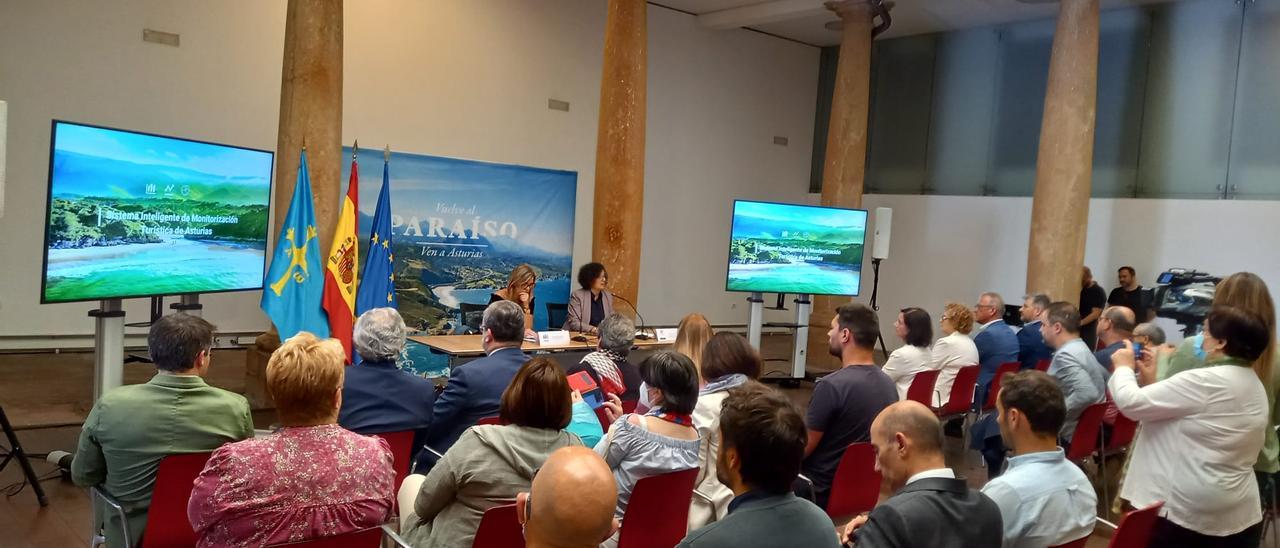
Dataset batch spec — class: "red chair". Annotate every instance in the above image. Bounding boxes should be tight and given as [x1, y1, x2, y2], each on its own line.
[471, 503, 525, 548]
[1065, 403, 1109, 462]
[982, 362, 1023, 412]
[1107, 501, 1164, 548]
[621, 399, 638, 414]
[1097, 410, 1139, 519]
[266, 527, 382, 547]
[1035, 359, 1051, 372]
[617, 468, 700, 548]
[825, 443, 881, 520]
[105, 452, 211, 548]
[477, 416, 504, 426]
[595, 406, 614, 430]
[904, 370, 941, 406]
[373, 430, 415, 495]
[934, 365, 981, 419]
[1049, 536, 1089, 548]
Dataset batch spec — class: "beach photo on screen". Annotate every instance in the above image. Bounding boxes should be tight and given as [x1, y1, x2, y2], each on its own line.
[726, 200, 866, 296]
[42, 122, 273, 303]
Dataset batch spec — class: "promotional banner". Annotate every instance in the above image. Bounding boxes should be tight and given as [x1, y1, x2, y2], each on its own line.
[343, 148, 577, 375]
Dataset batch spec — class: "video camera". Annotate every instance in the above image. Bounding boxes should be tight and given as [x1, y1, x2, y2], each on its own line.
[1152, 268, 1221, 336]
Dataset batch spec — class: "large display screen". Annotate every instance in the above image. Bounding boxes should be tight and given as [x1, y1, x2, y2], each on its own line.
[725, 200, 867, 296]
[41, 121, 274, 303]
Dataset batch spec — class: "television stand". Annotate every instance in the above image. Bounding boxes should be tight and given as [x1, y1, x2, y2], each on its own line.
[748, 293, 811, 385]
[89, 299, 126, 402]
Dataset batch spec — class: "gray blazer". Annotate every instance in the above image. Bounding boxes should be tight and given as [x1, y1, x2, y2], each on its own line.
[565, 288, 614, 332]
[853, 476, 1003, 548]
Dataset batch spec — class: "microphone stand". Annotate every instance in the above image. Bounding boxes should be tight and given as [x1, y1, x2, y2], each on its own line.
[613, 293, 650, 340]
[869, 258, 888, 358]
[0, 403, 48, 506]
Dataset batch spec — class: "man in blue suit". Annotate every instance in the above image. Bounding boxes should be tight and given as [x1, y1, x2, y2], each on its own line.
[422, 300, 529, 455]
[1016, 293, 1053, 371]
[973, 292, 1019, 409]
[339, 308, 436, 454]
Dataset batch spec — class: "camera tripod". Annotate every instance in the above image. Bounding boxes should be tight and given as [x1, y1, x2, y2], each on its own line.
[0, 403, 48, 506]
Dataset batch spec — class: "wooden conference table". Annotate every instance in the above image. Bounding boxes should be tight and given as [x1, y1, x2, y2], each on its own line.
[409, 333, 672, 370]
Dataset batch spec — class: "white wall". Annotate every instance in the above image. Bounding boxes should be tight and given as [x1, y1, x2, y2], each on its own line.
[861, 194, 1280, 349]
[0, 0, 818, 347]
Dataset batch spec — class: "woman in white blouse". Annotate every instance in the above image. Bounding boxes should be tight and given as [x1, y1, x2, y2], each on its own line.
[882, 307, 934, 400]
[930, 302, 980, 407]
[1110, 305, 1271, 546]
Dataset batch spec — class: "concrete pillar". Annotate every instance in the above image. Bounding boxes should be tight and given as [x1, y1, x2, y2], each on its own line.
[807, 0, 875, 370]
[1026, 0, 1099, 305]
[592, 0, 647, 308]
[249, 0, 343, 409]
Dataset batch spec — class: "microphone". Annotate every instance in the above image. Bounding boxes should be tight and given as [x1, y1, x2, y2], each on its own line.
[612, 292, 651, 340]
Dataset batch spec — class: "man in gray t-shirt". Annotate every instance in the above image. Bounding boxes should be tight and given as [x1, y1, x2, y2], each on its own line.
[1040, 302, 1109, 442]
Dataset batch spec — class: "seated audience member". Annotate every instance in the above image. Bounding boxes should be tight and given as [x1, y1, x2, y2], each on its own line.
[673, 312, 715, 381]
[1132, 322, 1166, 348]
[401, 357, 585, 547]
[188, 333, 394, 547]
[339, 308, 435, 448]
[1108, 266, 1154, 321]
[881, 307, 934, 401]
[689, 332, 761, 529]
[799, 303, 897, 508]
[678, 384, 839, 548]
[490, 263, 539, 332]
[1079, 267, 1107, 349]
[566, 313, 641, 402]
[842, 401, 1002, 548]
[1112, 306, 1271, 546]
[973, 292, 1019, 407]
[424, 300, 528, 453]
[1040, 302, 1108, 442]
[565, 262, 614, 334]
[517, 447, 619, 548]
[71, 313, 252, 548]
[981, 371, 1096, 548]
[595, 351, 701, 547]
[1016, 293, 1053, 370]
[930, 303, 980, 407]
[1093, 306, 1135, 371]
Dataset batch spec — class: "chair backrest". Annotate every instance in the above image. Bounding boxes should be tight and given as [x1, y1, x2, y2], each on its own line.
[546, 302, 569, 330]
[472, 503, 525, 548]
[372, 430, 415, 495]
[266, 527, 382, 547]
[617, 468, 700, 548]
[1105, 410, 1139, 452]
[1035, 359, 1051, 372]
[1049, 535, 1090, 548]
[1107, 501, 1165, 548]
[904, 369, 941, 406]
[1065, 402, 1109, 461]
[460, 302, 487, 333]
[983, 362, 1023, 410]
[477, 416, 505, 426]
[594, 406, 613, 430]
[621, 399, 638, 414]
[140, 451, 212, 548]
[825, 443, 881, 520]
[938, 365, 981, 416]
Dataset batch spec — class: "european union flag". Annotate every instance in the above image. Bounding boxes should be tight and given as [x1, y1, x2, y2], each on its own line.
[356, 157, 397, 315]
[261, 150, 330, 340]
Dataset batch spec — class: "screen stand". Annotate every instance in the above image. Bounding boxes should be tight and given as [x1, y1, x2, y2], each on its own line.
[790, 294, 811, 380]
[746, 292, 764, 350]
[89, 299, 126, 402]
[172, 294, 203, 316]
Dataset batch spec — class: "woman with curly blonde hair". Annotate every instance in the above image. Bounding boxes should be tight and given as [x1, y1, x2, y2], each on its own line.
[929, 302, 979, 406]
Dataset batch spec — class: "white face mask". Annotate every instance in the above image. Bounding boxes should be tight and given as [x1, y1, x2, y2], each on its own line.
[639, 381, 653, 410]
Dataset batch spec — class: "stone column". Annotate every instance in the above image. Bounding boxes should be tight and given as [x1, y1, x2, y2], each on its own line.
[249, 0, 343, 409]
[592, 0, 647, 308]
[1026, 0, 1098, 305]
[806, 0, 875, 371]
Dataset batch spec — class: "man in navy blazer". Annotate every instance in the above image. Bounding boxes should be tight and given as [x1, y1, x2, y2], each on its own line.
[423, 300, 529, 453]
[339, 308, 436, 453]
[972, 292, 1019, 408]
[1016, 293, 1053, 371]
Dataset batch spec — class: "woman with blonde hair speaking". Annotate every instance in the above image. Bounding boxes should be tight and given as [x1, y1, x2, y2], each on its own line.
[490, 264, 538, 332]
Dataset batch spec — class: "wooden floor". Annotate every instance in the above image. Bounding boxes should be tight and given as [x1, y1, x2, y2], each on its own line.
[0, 338, 1260, 547]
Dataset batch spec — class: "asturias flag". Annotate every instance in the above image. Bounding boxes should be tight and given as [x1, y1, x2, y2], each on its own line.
[323, 152, 360, 363]
[261, 150, 329, 340]
[356, 154, 398, 315]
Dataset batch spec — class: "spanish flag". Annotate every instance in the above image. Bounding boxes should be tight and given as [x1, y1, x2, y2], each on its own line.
[322, 149, 360, 363]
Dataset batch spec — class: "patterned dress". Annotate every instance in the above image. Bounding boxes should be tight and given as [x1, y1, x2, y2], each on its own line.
[187, 424, 395, 547]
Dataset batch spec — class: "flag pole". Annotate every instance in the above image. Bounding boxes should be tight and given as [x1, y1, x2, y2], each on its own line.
[352, 139, 358, 159]
[384, 145, 390, 163]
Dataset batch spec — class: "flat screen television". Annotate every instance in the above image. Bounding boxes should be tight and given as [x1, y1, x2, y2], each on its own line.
[725, 200, 867, 296]
[41, 120, 274, 304]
